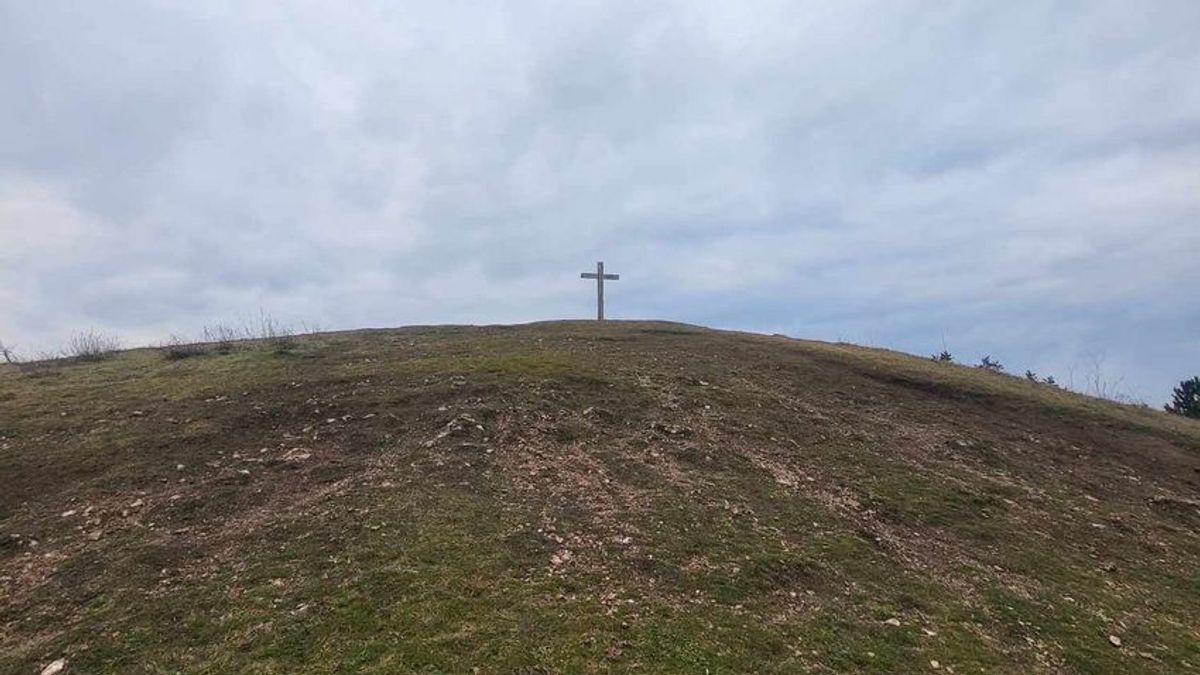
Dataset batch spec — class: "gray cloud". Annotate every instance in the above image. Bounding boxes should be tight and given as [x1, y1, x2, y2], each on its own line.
[1, 1, 1198, 402]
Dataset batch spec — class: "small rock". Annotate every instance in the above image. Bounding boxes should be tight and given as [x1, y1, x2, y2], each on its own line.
[131, 410, 145, 417]
[60, 509, 77, 518]
[883, 618, 902, 627]
[1108, 635, 1122, 647]
[176, 463, 185, 471]
[930, 660, 940, 669]
[238, 469, 251, 476]
[129, 499, 144, 508]
[86, 530, 103, 541]
[40, 658, 68, 675]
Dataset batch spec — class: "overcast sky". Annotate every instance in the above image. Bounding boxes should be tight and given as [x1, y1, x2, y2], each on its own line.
[2, 1, 1198, 403]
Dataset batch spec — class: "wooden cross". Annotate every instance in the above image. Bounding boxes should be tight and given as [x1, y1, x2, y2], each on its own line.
[580, 261, 619, 321]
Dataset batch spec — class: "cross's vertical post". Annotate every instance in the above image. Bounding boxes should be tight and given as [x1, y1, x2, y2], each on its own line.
[596, 261, 605, 320]
[580, 261, 619, 321]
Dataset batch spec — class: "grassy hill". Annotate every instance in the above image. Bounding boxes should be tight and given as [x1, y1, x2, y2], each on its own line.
[2, 321, 1198, 674]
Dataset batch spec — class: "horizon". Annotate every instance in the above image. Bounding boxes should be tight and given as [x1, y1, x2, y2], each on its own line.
[1, 316, 1161, 408]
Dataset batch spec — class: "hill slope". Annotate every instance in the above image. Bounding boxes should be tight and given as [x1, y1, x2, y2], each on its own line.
[2, 321, 1198, 674]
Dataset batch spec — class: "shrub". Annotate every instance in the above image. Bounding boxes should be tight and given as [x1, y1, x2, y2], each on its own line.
[202, 325, 241, 354]
[1165, 377, 1200, 419]
[269, 333, 296, 353]
[976, 356, 1004, 373]
[255, 312, 296, 353]
[0, 340, 16, 364]
[198, 314, 302, 354]
[931, 350, 953, 363]
[162, 335, 208, 360]
[67, 331, 121, 361]
[1024, 370, 1059, 387]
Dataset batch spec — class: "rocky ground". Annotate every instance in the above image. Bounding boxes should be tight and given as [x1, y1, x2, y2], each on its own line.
[1, 321, 1198, 673]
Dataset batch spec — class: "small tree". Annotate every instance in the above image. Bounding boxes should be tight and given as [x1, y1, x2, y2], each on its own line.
[1165, 377, 1200, 419]
[931, 350, 953, 363]
[0, 340, 16, 364]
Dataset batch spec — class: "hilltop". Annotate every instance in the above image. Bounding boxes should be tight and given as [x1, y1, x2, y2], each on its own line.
[1, 321, 1198, 674]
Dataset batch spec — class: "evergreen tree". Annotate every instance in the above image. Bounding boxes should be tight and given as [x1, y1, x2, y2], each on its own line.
[1165, 377, 1200, 419]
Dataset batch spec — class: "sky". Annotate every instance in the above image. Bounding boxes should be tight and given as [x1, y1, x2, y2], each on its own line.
[1, 1, 1198, 404]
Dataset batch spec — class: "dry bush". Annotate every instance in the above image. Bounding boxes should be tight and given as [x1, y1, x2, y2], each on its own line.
[161, 335, 208, 360]
[201, 324, 243, 354]
[254, 312, 296, 353]
[1067, 353, 1136, 404]
[67, 331, 122, 361]
[0, 340, 17, 365]
[196, 313, 302, 354]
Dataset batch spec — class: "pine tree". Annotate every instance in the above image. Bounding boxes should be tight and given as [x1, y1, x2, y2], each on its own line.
[1165, 377, 1200, 419]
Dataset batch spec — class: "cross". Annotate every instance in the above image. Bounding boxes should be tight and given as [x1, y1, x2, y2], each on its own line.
[580, 261, 619, 321]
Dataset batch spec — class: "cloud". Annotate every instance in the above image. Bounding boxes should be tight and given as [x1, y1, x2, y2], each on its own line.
[1, 1, 1198, 402]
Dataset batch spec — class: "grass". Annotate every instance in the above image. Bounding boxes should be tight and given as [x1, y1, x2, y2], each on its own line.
[2, 321, 1199, 673]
